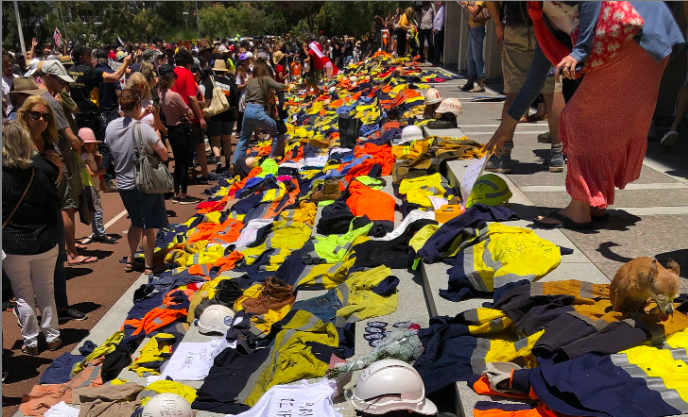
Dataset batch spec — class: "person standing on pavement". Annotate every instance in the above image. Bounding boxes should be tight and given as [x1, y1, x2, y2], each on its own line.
[35, 61, 89, 322]
[106, 89, 169, 275]
[485, 1, 684, 229]
[483, 1, 565, 174]
[396, 8, 416, 58]
[3, 121, 63, 356]
[433, 1, 446, 66]
[202, 59, 237, 173]
[418, 2, 435, 64]
[459, 1, 487, 92]
[94, 50, 122, 154]
[172, 48, 212, 184]
[69, 45, 131, 192]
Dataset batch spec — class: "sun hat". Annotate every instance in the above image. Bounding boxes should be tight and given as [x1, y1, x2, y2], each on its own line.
[211, 59, 228, 72]
[78, 128, 101, 144]
[9, 77, 43, 96]
[116, 50, 128, 61]
[272, 51, 284, 65]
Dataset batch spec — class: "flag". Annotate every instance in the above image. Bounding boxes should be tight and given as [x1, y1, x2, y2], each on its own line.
[118, 36, 124, 46]
[53, 28, 62, 48]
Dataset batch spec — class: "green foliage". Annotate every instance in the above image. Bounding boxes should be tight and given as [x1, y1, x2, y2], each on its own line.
[1, 1, 409, 51]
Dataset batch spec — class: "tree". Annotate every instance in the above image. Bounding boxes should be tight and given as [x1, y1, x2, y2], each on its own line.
[315, 1, 403, 38]
[2, 1, 61, 51]
[268, 2, 323, 34]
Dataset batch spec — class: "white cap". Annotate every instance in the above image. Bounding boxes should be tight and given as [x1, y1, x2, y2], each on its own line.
[39, 60, 75, 83]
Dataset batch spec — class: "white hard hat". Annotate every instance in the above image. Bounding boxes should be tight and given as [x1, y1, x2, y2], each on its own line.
[197, 304, 235, 335]
[435, 98, 463, 119]
[400, 125, 424, 143]
[141, 393, 193, 417]
[345, 359, 437, 415]
[424, 87, 442, 105]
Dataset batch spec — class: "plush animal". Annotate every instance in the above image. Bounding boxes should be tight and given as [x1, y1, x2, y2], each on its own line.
[610, 257, 681, 321]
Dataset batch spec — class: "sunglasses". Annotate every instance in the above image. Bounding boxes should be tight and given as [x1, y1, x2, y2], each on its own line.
[29, 110, 52, 122]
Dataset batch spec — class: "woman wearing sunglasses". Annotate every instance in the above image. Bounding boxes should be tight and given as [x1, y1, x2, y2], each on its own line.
[5, 103, 64, 355]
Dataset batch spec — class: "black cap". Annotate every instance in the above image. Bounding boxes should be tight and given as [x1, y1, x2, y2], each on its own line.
[191, 63, 201, 73]
[158, 64, 175, 77]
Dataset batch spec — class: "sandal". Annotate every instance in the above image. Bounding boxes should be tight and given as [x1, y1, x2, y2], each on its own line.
[75, 243, 88, 250]
[144, 267, 155, 276]
[124, 259, 138, 272]
[534, 211, 593, 230]
[22, 344, 38, 356]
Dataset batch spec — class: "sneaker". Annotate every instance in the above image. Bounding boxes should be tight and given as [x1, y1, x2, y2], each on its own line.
[178, 196, 202, 205]
[47, 337, 63, 351]
[549, 150, 565, 173]
[537, 132, 552, 143]
[21, 344, 38, 356]
[172, 196, 181, 204]
[105, 180, 118, 193]
[460, 82, 474, 92]
[470, 84, 486, 93]
[660, 131, 679, 150]
[92, 235, 117, 244]
[58, 307, 88, 322]
[485, 153, 513, 173]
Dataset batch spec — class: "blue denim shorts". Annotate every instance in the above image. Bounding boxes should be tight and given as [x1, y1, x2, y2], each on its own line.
[118, 188, 169, 230]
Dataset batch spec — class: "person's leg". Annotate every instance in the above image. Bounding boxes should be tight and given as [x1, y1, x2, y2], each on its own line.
[434, 29, 444, 65]
[3, 254, 40, 348]
[544, 91, 565, 172]
[53, 211, 68, 310]
[142, 229, 157, 270]
[127, 224, 143, 265]
[31, 246, 60, 345]
[64, 209, 95, 264]
[463, 29, 477, 91]
[221, 120, 235, 168]
[192, 124, 209, 180]
[662, 80, 688, 149]
[233, 104, 259, 165]
[418, 30, 426, 62]
[90, 188, 106, 238]
[475, 26, 486, 81]
[425, 29, 434, 64]
[167, 126, 187, 197]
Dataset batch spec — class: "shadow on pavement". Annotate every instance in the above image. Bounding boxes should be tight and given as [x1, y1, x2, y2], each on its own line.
[69, 301, 102, 315]
[596, 242, 634, 264]
[527, 208, 641, 234]
[66, 267, 94, 280]
[2, 349, 53, 383]
[655, 249, 688, 279]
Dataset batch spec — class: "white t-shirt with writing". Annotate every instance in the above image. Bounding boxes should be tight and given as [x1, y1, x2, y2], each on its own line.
[231, 379, 341, 417]
[159, 338, 224, 381]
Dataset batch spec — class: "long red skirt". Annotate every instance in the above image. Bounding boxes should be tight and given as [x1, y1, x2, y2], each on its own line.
[559, 41, 668, 209]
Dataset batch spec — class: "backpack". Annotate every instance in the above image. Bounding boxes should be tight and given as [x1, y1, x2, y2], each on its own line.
[203, 75, 230, 117]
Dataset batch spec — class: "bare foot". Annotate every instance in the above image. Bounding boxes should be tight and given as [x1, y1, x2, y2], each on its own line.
[67, 255, 98, 266]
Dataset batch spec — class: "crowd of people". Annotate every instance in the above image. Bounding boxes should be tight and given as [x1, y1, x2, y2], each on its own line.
[1, 1, 687, 406]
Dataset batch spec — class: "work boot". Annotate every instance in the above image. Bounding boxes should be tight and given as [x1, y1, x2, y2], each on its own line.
[537, 132, 551, 143]
[241, 276, 296, 315]
[470, 77, 486, 93]
[548, 143, 564, 173]
[311, 178, 341, 202]
[485, 141, 513, 173]
[460, 77, 476, 92]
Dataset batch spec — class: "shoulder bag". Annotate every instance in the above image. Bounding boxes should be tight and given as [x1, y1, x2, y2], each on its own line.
[204, 75, 230, 117]
[131, 121, 174, 194]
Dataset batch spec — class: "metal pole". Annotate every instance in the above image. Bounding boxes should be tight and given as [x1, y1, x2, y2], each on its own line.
[13, 0, 26, 53]
[58, 2, 67, 38]
[195, 1, 200, 34]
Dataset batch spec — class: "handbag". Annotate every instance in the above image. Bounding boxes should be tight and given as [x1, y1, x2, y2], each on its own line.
[570, 1, 644, 72]
[78, 186, 96, 225]
[471, 2, 491, 25]
[203, 76, 230, 117]
[3, 168, 34, 259]
[131, 121, 174, 194]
